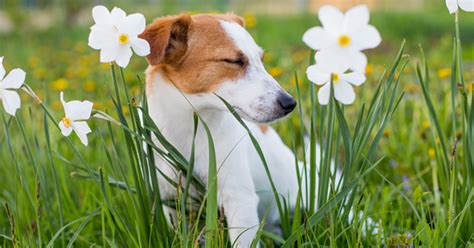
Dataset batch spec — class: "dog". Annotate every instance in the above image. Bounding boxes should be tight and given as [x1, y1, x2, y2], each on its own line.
[140, 13, 304, 247]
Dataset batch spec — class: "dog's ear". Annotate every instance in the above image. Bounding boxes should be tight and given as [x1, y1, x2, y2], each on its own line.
[139, 14, 192, 65]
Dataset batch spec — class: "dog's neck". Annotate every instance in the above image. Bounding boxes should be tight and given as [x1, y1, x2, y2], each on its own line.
[145, 67, 232, 154]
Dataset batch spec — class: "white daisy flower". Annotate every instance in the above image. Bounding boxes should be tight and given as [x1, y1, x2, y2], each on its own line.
[303, 5, 381, 73]
[88, 5, 150, 68]
[446, 0, 474, 14]
[0, 57, 25, 116]
[58, 92, 93, 146]
[306, 55, 366, 105]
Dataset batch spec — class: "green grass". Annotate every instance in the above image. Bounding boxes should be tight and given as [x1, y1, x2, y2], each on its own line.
[1, 8, 474, 248]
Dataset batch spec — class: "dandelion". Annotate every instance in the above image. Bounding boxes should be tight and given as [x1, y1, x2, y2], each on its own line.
[34, 68, 46, 79]
[437, 68, 451, 79]
[446, 0, 474, 14]
[404, 83, 418, 93]
[58, 92, 93, 146]
[0, 57, 25, 116]
[465, 82, 473, 92]
[365, 63, 374, 76]
[302, 5, 381, 72]
[269, 67, 283, 77]
[88, 5, 150, 68]
[83, 80, 96, 92]
[50, 78, 69, 91]
[306, 58, 365, 105]
[428, 148, 436, 159]
[422, 120, 431, 130]
[243, 13, 257, 28]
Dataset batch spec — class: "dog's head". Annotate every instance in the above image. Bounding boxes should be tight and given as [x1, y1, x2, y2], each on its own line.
[141, 13, 296, 123]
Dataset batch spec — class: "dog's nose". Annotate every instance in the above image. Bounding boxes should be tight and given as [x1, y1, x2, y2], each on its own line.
[277, 93, 297, 114]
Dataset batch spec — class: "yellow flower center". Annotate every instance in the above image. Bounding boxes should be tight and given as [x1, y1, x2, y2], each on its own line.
[331, 73, 340, 83]
[62, 117, 72, 128]
[118, 34, 129, 44]
[338, 35, 351, 47]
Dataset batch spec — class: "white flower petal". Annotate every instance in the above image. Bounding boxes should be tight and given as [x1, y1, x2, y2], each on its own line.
[318, 5, 344, 34]
[92, 5, 112, 26]
[302, 27, 335, 50]
[343, 5, 370, 32]
[124, 13, 146, 36]
[317, 83, 331, 105]
[446, 0, 459, 13]
[66, 101, 93, 121]
[2, 68, 25, 89]
[115, 46, 133, 68]
[100, 43, 120, 63]
[111, 7, 127, 30]
[459, 0, 474, 12]
[1, 90, 21, 116]
[88, 25, 117, 50]
[341, 72, 366, 86]
[315, 49, 351, 73]
[0, 57, 5, 80]
[351, 25, 381, 50]
[130, 38, 150, 57]
[306, 64, 331, 85]
[334, 81, 356, 105]
[73, 121, 92, 146]
[348, 50, 368, 73]
[60, 92, 93, 121]
[59, 121, 73, 136]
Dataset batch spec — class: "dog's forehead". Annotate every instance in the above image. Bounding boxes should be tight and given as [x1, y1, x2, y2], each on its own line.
[219, 20, 263, 59]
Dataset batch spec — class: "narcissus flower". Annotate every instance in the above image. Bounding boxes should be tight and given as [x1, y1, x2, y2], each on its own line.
[59, 92, 93, 146]
[88, 5, 150, 68]
[303, 5, 381, 72]
[306, 56, 366, 105]
[0, 57, 25, 116]
[446, 0, 474, 14]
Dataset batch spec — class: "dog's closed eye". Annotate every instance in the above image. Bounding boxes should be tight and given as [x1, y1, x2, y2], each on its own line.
[222, 58, 245, 66]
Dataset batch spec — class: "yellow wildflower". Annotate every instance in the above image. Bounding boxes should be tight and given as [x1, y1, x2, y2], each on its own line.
[291, 77, 302, 87]
[365, 64, 374, 76]
[29, 57, 40, 68]
[404, 83, 418, 93]
[466, 82, 473, 92]
[422, 121, 430, 129]
[34, 68, 46, 79]
[122, 106, 130, 115]
[101, 63, 111, 70]
[77, 67, 90, 78]
[83, 80, 96, 92]
[94, 102, 104, 110]
[52, 101, 62, 110]
[125, 73, 135, 82]
[263, 52, 273, 63]
[437, 68, 451, 79]
[428, 148, 435, 159]
[50, 78, 69, 91]
[243, 13, 256, 28]
[269, 67, 283, 78]
[383, 129, 391, 137]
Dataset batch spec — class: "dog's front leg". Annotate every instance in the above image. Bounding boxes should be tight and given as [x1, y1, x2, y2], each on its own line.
[217, 162, 260, 247]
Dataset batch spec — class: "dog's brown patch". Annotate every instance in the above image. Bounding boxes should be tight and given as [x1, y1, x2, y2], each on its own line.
[258, 124, 270, 134]
[141, 14, 247, 95]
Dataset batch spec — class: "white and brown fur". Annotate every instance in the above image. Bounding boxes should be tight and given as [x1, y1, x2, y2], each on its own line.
[140, 13, 306, 247]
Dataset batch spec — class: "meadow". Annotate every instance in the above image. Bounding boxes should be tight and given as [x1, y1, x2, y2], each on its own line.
[0, 3, 474, 247]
